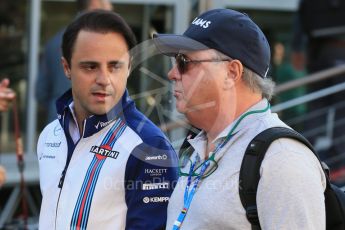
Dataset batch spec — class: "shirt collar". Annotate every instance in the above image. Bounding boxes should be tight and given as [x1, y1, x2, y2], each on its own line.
[67, 102, 80, 143]
[187, 130, 207, 160]
[56, 89, 134, 138]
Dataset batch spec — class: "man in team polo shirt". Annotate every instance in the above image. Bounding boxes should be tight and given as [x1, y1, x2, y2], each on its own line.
[37, 10, 178, 229]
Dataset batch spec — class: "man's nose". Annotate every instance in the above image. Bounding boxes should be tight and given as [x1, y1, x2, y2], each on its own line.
[168, 65, 181, 81]
[95, 68, 111, 85]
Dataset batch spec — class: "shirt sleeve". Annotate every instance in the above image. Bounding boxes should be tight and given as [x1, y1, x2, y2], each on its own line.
[257, 138, 326, 230]
[124, 136, 178, 230]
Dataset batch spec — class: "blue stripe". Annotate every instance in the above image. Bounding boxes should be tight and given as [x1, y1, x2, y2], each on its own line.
[72, 157, 98, 228]
[70, 119, 127, 229]
[81, 159, 106, 228]
[110, 123, 126, 146]
[77, 158, 103, 229]
[81, 159, 104, 228]
[108, 120, 125, 145]
[70, 156, 98, 228]
[103, 118, 121, 144]
[102, 120, 116, 143]
[81, 159, 102, 229]
[70, 157, 96, 227]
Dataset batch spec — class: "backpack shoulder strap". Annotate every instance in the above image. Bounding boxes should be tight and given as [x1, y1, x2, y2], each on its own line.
[239, 127, 314, 229]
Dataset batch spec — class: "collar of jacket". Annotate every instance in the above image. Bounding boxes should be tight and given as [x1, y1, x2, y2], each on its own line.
[55, 89, 133, 138]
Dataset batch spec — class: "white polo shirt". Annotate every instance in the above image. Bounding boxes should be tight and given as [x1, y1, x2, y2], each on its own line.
[166, 99, 326, 230]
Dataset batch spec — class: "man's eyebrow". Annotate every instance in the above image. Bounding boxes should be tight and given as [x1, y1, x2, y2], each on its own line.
[108, 60, 125, 65]
[79, 61, 99, 66]
[77, 61, 126, 66]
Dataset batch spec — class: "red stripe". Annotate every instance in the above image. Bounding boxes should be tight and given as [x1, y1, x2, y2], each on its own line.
[106, 121, 124, 146]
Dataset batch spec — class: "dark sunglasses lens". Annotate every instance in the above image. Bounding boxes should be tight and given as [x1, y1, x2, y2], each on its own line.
[176, 54, 186, 74]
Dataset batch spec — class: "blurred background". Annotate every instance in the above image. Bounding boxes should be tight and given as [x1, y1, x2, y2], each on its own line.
[1, 0, 345, 228]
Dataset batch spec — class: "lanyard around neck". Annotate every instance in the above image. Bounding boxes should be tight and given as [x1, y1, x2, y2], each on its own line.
[173, 154, 209, 230]
[173, 101, 270, 230]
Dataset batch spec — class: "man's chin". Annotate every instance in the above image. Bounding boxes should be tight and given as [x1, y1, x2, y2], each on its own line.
[91, 107, 112, 116]
[175, 104, 187, 115]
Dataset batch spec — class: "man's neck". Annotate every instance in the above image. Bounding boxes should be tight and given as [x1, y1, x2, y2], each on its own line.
[204, 96, 263, 143]
[77, 118, 84, 135]
[70, 105, 87, 136]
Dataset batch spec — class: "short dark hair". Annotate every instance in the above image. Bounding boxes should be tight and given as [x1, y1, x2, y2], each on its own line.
[62, 10, 137, 66]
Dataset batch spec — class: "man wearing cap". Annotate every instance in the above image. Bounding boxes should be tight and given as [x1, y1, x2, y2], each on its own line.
[153, 8, 326, 229]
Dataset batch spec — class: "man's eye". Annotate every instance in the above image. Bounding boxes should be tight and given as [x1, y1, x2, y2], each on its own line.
[82, 65, 97, 71]
[110, 63, 123, 71]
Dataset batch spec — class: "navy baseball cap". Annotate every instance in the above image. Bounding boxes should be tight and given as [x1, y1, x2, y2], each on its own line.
[153, 8, 271, 78]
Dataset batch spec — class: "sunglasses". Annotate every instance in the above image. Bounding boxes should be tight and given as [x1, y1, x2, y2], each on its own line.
[175, 53, 231, 74]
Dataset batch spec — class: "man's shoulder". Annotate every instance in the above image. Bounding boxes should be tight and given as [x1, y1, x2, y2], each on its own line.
[244, 123, 319, 169]
[124, 107, 171, 147]
[39, 119, 63, 139]
[261, 131, 324, 181]
[251, 124, 315, 161]
[265, 136, 314, 159]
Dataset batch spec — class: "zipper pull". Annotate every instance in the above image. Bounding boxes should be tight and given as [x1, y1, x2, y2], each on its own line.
[58, 168, 66, 188]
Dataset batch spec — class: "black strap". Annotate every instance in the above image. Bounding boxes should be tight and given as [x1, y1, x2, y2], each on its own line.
[239, 127, 318, 229]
